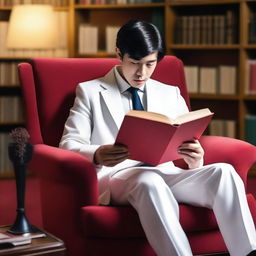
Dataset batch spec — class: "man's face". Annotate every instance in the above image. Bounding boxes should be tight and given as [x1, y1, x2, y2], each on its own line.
[119, 52, 158, 88]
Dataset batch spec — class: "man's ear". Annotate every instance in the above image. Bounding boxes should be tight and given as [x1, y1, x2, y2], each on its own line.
[115, 48, 122, 60]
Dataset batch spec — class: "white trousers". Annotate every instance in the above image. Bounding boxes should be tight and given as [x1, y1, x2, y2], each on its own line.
[110, 163, 256, 256]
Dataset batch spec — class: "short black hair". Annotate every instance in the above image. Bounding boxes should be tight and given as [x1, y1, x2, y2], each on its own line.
[116, 20, 165, 61]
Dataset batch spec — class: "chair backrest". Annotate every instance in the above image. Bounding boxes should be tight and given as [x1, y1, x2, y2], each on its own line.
[18, 56, 190, 146]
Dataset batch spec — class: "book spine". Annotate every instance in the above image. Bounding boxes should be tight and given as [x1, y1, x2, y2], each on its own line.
[249, 61, 256, 94]
[199, 67, 217, 94]
[245, 115, 256, 146]
[248, 11, 256, 44]
[0, 132, 13, 173]
[184, 66, 199, 93]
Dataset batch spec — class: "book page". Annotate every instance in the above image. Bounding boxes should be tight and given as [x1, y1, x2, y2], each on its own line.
[126, 108, 213, 126]
[126, 110, 172, 124]
[173, 108, 213, 125]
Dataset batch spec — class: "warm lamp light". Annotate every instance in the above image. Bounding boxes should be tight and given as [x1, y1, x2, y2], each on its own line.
[7, 5, 57, 49]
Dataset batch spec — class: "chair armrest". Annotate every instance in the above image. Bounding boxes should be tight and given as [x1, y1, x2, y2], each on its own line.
[29, 144, 98, 205]
[200, 136, 256, 185]
[28, 144, 98, 237]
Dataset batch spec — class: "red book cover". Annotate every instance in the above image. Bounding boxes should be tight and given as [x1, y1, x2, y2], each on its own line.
[249, 62, 256, 94]
[115, 109, 214, 166]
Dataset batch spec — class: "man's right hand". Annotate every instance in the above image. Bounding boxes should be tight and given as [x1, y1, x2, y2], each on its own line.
[94, 144, 130, 167]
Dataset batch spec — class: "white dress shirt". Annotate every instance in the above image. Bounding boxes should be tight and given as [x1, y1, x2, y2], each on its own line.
[114, 66, 147, 112]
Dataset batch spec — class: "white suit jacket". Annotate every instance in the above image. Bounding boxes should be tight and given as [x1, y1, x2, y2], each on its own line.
[59, 67, 189, 204]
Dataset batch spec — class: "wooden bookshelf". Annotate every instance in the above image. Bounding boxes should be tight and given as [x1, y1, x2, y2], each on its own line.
[0, 0, 256, 175]
[0, 1, 69, 177]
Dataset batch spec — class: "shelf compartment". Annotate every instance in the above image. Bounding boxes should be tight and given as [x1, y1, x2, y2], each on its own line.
[75, 3, 165, 9]
[169, 44, 240, 49]
[189, 94, 241, 100]
[169, 0, 240, 6]
[75, 7, 164, 54]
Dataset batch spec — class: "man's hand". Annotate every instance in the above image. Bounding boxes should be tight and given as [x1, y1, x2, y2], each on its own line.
[94, 144, 130, 167]
[178, 139, 204, 169]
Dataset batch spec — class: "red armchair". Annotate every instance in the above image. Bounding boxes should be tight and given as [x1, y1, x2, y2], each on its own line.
[18, 56, 256, 256]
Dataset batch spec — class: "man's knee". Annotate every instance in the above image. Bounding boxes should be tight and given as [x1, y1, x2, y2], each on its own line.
[126, 171, 169, 203]
[132, 171, 165, 191]
[208, 163, 244, 191]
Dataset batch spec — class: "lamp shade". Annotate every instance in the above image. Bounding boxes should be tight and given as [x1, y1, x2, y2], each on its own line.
[7, 5, 57, 49]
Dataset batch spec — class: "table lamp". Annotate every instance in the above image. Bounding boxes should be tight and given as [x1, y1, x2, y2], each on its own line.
[6, 4, 57, 49]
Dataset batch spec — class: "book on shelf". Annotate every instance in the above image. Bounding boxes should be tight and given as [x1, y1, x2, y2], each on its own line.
[199, 67, 217, 94]
[115, 108, 214, 166]
[0, 96, 24, 123]
[181, 16, 188, 44]
[245, 115, 256, 146]
[245, 60, 256, 95]
[219, 65, 236, 95]
[0, 133, 12, 174]
[106, 26, 120, 54]
[184, 66, 199, 93]
[0, 61, 19, 86]
[214, 14, 225, 44]
[250, 61, 256, 94]
[209, 119, 236, 138]
[187, 16, 194, 45]
[226, 10, 236, 44]
[248, 11, 256, 44]
[151, 9, 164, 35]
[0, 228, 46, 247]
[78, 24, 98, 54]
[193, 15, 201, 45]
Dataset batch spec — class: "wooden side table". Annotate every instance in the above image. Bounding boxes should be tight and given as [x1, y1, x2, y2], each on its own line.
[0, 226, 66, 256]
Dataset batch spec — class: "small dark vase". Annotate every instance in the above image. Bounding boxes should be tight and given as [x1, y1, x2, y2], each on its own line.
[8, 142, 36, 234]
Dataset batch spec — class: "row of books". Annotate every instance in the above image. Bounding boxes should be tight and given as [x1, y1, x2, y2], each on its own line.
[174, 11, 236, 45]
[0, 0, 68, 6]
[184, 65, 237, 94]
[249, 12, 256, 44]
[245, 60, 256, 95]
[0, 96, 24, 123]
[0, 11, 68, 58]
[209, 119, 236, 138]
[78, 11, 163, 54]
[209, 115, 256, 146]
[79, 25, 120, 54]
[0, 61, 19, 86]
[76, 0, 163, 4]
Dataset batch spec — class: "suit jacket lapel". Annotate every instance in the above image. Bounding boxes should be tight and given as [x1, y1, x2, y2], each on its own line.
[100, 69, 125, 130]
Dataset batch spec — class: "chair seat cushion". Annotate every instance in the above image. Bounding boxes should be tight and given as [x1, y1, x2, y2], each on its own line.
[81, 204, 217, 238]
[81, 193, 256, 239]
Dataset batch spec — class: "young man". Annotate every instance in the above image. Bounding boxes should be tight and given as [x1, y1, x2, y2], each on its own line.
[60, 20, 256, 256]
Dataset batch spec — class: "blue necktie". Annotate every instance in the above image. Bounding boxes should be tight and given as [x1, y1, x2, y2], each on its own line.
[128, 87, 144, 111]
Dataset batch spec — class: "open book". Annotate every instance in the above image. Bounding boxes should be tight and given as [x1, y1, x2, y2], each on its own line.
[115, 108, 214, 166]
